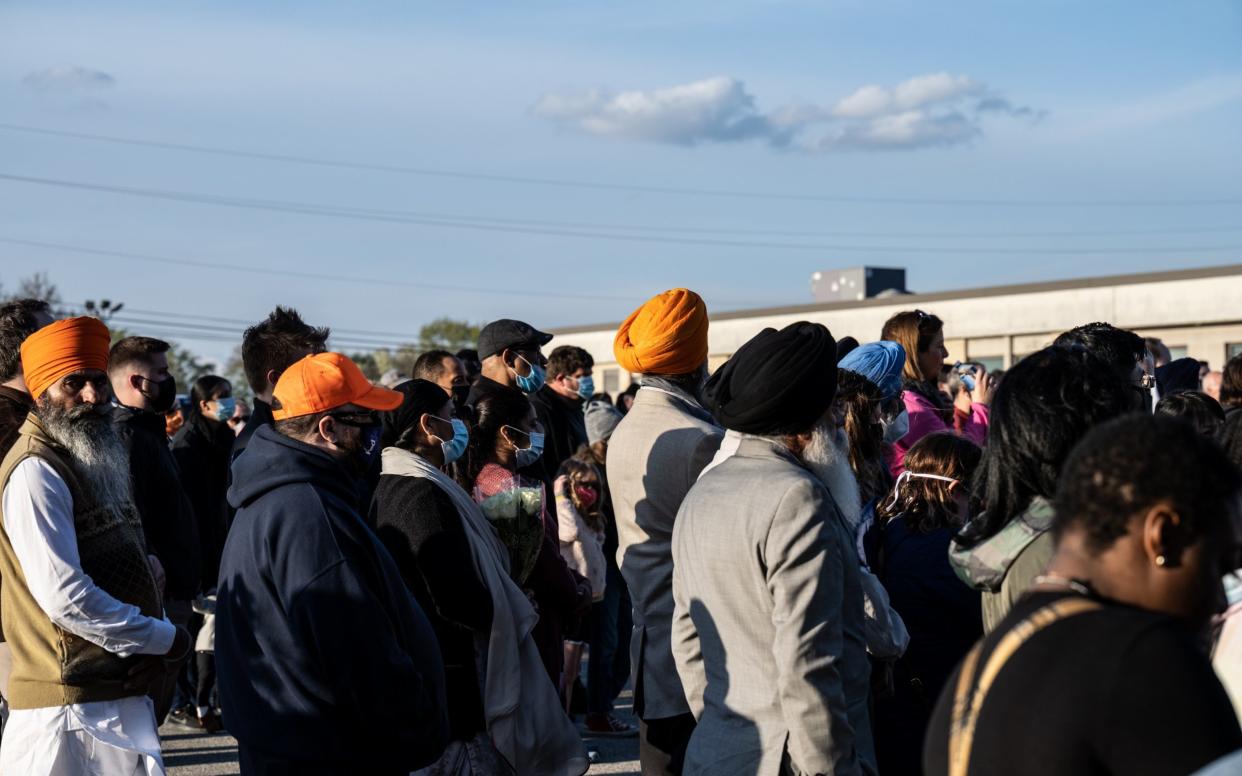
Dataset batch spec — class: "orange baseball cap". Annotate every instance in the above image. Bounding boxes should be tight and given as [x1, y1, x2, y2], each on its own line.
[272, 352, 403, 420]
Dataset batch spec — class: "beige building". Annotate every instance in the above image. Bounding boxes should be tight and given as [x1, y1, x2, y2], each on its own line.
[548, 264, 1242, 394]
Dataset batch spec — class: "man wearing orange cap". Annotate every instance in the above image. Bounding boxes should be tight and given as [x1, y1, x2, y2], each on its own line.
[215, 352, 449, 775]
[606, 289, 723, 775]
[0, 316, 192, 775]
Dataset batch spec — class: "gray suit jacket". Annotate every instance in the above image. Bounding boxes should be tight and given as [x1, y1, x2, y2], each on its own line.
[607, 386, 723, 719]
[671, 437, 874, 776]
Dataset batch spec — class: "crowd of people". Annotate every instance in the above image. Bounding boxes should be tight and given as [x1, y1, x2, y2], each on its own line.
[0, 288, 1240, 775]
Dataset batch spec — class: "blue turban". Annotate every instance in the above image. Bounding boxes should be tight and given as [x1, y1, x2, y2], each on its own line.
[838, 341, 906, 401]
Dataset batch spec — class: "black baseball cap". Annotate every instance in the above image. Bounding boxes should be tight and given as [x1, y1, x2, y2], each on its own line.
[477, 319, 553, 360]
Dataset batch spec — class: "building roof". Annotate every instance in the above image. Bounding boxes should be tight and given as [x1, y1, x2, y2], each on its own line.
[548, 262, 1242, 335]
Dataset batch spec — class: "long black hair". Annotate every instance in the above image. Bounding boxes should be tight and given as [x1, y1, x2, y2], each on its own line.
[461, 389, 533, 487]
[188, 375, 231, 421]
[955, 345, 1135, 549]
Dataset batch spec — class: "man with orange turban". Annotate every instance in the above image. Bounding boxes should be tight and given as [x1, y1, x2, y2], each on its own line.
[606, 289, 723, 774]
[0, 316, 190, 775]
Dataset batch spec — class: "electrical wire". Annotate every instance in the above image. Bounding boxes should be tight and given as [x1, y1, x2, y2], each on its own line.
[2, 173, 1239, 256]
[1, 122, 1238, 208]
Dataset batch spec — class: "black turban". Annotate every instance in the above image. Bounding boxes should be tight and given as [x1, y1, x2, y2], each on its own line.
[380, 378, 451, 449]
[835, 336, 860, 363]
[704, 321, 838, 434]
[1155, 357, 1202, 396]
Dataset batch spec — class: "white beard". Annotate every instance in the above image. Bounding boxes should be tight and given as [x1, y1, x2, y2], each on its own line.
[39, 401, 133, 509]
[802, 422, 862, 530]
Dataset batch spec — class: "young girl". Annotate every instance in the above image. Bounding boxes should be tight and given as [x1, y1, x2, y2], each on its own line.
[555, 458, 607, 715]
[555, 458, 607, 602]
[863, 432, 983, 776]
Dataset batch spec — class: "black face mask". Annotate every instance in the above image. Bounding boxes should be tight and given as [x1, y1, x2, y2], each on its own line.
[452, 384, 470, 410]
[141, 375, 178, 413]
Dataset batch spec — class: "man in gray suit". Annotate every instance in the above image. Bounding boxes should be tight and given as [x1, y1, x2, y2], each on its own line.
[672, 322, 876, 776]
[607, 288, 723, 774]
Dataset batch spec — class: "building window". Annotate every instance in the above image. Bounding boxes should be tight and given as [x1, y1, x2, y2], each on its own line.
[970, 356, 1004, 373]
[602, 368, 619, 393]
[1229, 344, 1242, 361]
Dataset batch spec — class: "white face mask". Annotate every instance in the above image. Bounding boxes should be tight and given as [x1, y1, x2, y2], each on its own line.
[882, 409, 911, 444]
[885, 469, 959, 511]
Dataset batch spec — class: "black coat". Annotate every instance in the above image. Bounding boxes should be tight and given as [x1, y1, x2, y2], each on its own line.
[218, 425, 449, 769]
[371, 473, 492, 741]
[529, 385, 587, 480]
[0, 386, 32, 461]
[172, 414, 235, 591]
[231, 397, 273, 462]
[112, 404, 202, 600]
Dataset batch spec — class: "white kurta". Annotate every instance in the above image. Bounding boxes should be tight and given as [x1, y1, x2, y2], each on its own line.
[0, 457, 175, 775]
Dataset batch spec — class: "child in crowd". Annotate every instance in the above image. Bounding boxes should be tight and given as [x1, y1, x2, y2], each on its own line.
[555, 458, 607, 714]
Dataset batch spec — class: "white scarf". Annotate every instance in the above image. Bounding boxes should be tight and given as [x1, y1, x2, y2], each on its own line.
[380, 448, 588, 776]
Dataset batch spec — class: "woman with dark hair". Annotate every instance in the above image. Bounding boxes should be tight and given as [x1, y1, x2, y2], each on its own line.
[372, 380, 588, 775]
[864, 433, 983, 776]
[949, 346, 1135, 632]
[170, 374, 235, 732]
[836, 340, 907, 511]
[463, 390, 591, 688]
[615, 382, 639, 415]
[881, 310, 994, 475]
[1156, 390, 1225, 435]
[924, 415, 1242, 775]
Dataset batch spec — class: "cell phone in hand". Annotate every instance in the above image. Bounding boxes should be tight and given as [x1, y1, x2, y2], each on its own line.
[954, 361, 978, 391]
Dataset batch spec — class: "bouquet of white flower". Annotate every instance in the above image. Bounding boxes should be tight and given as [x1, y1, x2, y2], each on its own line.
[478, 486, 545, 586]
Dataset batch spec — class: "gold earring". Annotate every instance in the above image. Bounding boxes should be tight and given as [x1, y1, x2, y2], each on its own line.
[1155, 555, 1167, 567]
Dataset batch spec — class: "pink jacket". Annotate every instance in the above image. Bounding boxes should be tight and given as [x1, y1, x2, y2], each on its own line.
[890, 389, 989, 476]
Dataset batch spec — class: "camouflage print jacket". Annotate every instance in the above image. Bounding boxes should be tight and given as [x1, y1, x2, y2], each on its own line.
[948, 496, 1055, 593]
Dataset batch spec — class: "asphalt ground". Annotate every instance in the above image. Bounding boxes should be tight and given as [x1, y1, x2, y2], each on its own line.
[161, 690, 641, 775]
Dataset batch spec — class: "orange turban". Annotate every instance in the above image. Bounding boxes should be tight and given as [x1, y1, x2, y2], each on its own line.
[20, 316, 110, 399]
[613, 288, 709, 375]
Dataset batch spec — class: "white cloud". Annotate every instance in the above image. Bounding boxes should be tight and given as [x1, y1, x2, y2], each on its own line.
[534, 72, 1040, 153]
[22, 66, 115, 92]
[532, 76, 777, 145]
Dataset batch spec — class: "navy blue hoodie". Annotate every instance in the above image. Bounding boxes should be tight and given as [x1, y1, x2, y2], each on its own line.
[216, 424, 448, 770]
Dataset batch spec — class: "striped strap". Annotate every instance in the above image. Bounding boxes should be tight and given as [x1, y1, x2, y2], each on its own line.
[949, 597, 1102, 776]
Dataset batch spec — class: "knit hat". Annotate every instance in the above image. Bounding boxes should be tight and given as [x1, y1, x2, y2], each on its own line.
[585, 400, 624, 445]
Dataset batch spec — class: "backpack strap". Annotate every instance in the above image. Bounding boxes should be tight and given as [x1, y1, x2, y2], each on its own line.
[949, 596, 1103, 776]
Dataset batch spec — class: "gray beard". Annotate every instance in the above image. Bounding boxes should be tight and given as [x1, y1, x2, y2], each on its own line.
[802, 422, 862, 530]
[38, 400, 133, 509]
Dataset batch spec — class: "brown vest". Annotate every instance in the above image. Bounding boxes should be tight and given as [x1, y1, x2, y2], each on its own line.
[0, 415, 162, 709]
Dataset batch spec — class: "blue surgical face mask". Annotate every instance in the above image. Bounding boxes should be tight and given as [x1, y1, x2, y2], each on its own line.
[212, 397, 236, 423]
[882, 409, 910, 444]
[576, 375, 595, 401]
[435, 416, 469, 465]
[513, 355, 546, 394]
[505, 425, 545, 468]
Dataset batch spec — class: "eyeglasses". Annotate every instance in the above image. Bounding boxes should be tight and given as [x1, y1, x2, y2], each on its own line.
[329, 411, 380, 427]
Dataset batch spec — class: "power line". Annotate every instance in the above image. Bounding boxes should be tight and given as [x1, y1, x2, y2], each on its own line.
[2, 173, 1240, 256]
[109, 305, 423, 340]
[0, 236, 640, 303]
[2, 121, 1238, 208]
[107, 314, 415, 349]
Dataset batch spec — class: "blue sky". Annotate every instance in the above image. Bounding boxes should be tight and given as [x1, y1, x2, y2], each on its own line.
[1, 1, 1240, 366]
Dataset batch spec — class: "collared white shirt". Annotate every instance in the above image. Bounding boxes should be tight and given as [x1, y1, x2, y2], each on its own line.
[0, 457, 174, 775]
